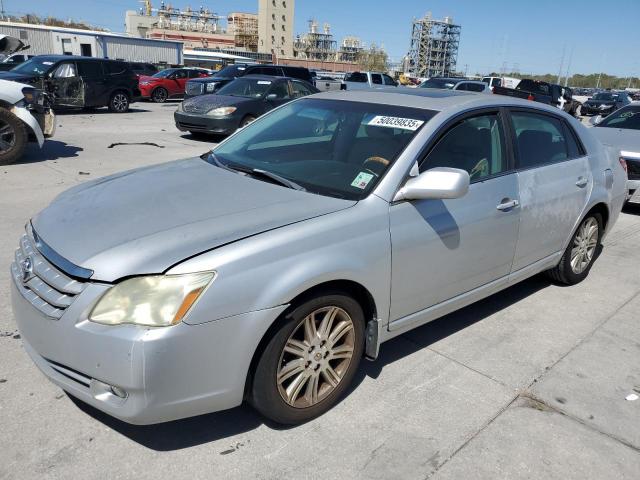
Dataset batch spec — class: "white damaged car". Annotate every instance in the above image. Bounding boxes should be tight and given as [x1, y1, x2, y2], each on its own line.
[0, 35, 55, 165]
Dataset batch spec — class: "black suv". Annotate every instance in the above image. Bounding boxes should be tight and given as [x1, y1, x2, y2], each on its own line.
[184, 63, 313, 98]
[0, 55, 140, 113]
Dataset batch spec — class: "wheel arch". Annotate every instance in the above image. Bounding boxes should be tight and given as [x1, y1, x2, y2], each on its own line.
[243, 279, 378, 398]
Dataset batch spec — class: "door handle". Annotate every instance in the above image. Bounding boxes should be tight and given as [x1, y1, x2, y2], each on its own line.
[576, 177, 588, 188]
[496, 199, 520, 211]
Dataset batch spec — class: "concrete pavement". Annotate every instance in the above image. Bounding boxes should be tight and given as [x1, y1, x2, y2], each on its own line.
[0, 102, 639, 479]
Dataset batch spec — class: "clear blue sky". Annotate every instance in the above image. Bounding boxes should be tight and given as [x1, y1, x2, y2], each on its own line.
[7, 0, 640, 77]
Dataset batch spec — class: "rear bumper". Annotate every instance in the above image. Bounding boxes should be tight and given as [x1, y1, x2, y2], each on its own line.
[174, 111, 238, 135]
[11, 274, 287, 425]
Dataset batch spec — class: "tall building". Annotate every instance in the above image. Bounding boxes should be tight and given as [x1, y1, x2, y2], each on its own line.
[406, 13, 461, 78]
[227, 12, 258, 52]
[257, 0, 295, 58]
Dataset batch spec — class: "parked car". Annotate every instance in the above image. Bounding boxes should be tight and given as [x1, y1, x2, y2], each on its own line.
[493, 79, 581, 116]
[128, 62, 158, 79]
[11, 90, 626, 426]
[0, 52, 34, 71]
[481, 76, 521, 91]
[139, 67, 211, 103]
[184, 64, 313, 98]
[0, 55, 139, 113]
[581, 91, 631, 117]
[175, 75, 318, 135]
[342, 71, 398, 90]
[419, 77, 491, 93]
[590, 103, 640, 201]
[0, 35, 55, 164]
[310, 72, 343, 92]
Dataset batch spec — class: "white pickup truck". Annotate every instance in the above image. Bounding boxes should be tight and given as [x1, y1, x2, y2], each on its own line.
[342, 71, 399, 90]
[0, 35, 55, 165]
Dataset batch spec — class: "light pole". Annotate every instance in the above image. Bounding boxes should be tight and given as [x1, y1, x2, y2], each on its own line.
[0, 0, 5, 20]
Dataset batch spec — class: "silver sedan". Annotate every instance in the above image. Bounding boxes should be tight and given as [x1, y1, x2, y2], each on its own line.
[11, 89, 627, 425]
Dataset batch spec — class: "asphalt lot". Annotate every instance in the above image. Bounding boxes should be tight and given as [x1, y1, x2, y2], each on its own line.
[1, 101, 639, 479]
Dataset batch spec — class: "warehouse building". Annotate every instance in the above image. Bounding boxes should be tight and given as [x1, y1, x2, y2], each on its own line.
[0, 21, 182, 65]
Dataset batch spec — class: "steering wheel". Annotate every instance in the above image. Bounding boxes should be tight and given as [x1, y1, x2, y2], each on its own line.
[362, 156, 390, 177]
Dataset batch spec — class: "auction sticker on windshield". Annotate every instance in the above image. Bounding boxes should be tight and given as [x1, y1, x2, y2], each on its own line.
[351, 172, 375, 189]
[368, 115, 424, 131]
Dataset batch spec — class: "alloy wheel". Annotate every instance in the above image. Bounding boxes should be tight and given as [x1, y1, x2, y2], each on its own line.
[112, 93, 129, 112]
[153, 88, 167, 102]
[570, 217, 599, 274]
[0, 119, 16, 153]
[277, 306, 355, 408]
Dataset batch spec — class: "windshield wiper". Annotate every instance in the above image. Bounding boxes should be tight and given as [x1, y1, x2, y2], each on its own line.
[249, 169, 306, 191]
[206, 153, 304, 191]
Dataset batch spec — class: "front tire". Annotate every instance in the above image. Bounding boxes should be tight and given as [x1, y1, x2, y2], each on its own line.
[240, 115, 256, 128]
[547, 213, 602, 285]
[0, 108, 28, 166]
[151, 87, 168, 103]
[108, 91, 130, 113]
[250, 293, 365, 425]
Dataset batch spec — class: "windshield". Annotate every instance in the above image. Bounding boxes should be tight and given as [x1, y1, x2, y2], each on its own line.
[597, 106, 640, 130]
[217, 78, 273, 98]
[212, 99, 435, 200]
[420, 78, 456, 89]
[592, 92, 617, 101]
[216, 64, 247, 77]
[152, 69, 177, 78]
[10, 57, 54, 75]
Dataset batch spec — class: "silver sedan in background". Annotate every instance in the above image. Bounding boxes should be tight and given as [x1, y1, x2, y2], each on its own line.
[11, 89, 627, 425]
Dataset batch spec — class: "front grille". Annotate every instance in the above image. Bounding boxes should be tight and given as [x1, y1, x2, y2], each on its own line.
[186, 82, 204, 96]
[183, 103, 210, 114]
[628, 159, 640, 180]
[11, 229, 86, 319]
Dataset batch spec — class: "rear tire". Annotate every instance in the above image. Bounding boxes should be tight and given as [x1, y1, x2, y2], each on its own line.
[547, 213, 602, 285]
[151, 87, 168, 103]
[250, 293, 365, 425]
[0, 108, 28, 166]
[108, 91, 130, 113]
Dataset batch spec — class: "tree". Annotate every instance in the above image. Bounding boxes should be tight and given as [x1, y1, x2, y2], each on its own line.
[12, 14, 106, 31]
[357, 44, 388, 72]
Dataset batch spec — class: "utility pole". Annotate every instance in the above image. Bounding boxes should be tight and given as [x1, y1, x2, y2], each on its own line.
[557, 44, 566, 84]
[0, 0, 5, 20]
[564, 47, 573, 87]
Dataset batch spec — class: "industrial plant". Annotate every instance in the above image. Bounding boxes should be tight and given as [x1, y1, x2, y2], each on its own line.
[405, 12, 461, 78]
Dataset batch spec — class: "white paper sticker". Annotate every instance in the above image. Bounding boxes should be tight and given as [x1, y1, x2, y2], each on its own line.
[351, 172, 374, 189]
[42, 61, 54, 65]
[257, 80, 272, 85]
[368, 115, 424, 131]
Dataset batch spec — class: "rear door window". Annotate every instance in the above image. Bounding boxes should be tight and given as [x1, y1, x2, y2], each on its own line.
[510, 111, 569, 169]
[345, 72, 367, 83]
[371, 74, 383, 85]
[103, 61, 127, 75]
[77, 61, 103, 78]
[465, 83, 486, 92]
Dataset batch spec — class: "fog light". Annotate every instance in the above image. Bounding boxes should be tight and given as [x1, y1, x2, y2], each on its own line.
[110, 385, 128, 398]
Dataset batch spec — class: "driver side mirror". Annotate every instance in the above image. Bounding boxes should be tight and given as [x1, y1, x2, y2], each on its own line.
[394, 167, 470, 202]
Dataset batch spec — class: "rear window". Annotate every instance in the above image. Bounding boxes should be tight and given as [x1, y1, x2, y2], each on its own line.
[511, 111, 569, 168]
[345, 72, 368, 83]
[517, 80, 550, 95]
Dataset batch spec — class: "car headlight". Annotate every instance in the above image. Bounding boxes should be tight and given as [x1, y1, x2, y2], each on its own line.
[89, 272, 215, 327]
[140, 81, 151, 86]
[205, 82, 217, 92]
[207, 106, 237, 117]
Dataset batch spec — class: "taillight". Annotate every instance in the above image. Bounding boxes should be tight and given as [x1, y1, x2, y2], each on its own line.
[527, 94, 534, 101]
[619, 157, 628, 173]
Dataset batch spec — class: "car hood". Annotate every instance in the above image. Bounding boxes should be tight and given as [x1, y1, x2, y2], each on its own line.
[182, 94, 254, 113]
[0, 71, 37, 82]
[32, 158, 355, 282]
[591, 126, 640, 153]
[0, 35, 26, 55]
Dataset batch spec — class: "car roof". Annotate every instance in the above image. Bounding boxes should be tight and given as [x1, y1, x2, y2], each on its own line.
[239, 74, 289, 81]
[312, 88, 574, 115]
[32, 55, 126, 63]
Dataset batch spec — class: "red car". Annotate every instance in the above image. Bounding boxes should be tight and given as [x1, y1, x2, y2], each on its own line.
[139, 67, 211, 103]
